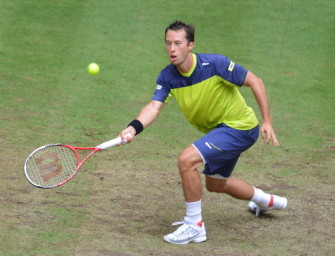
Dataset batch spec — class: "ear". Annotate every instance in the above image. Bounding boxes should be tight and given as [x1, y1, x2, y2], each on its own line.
[188, 41, 194, 51]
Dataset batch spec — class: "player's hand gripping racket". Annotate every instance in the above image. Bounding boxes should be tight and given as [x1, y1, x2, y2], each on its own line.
[24, 134, 131, 189]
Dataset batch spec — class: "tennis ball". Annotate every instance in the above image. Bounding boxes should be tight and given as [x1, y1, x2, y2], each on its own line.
[87, 63, 100, 75]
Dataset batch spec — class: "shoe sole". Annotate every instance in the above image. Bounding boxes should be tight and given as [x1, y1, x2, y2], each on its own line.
[163, 235, 207, 245]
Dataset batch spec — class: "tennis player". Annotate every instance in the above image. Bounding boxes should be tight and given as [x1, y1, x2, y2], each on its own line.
[120, 20, 287, 245]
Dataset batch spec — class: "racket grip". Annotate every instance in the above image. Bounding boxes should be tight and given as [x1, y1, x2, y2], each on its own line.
[97, 133, 132, 150]
[97, 137, 122, 150]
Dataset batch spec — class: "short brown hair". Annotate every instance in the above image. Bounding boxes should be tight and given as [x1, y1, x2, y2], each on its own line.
[165, 20, 195, 43]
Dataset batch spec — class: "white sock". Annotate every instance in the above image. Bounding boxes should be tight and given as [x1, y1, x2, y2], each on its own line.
[184, 200, 202, 226]
[252, 187, 287, 209]
[251, 187, 272, 208]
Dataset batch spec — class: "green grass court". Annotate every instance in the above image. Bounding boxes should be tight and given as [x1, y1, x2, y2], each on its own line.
[1, 0, 334, 255]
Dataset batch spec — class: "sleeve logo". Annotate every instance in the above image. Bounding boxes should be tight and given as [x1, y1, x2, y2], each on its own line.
[156, 84, 163, 90]
[228, 61, 235, 72]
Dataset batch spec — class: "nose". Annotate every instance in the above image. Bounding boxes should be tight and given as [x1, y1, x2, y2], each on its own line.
[170, 43, 176, 52]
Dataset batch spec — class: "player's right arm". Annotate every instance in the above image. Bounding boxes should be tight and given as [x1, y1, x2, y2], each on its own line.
[120, 100, 165, 142]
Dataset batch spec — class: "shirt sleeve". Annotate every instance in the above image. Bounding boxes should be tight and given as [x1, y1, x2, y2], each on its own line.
[151, 72, 172, 103]
[214, 55, 248, 86]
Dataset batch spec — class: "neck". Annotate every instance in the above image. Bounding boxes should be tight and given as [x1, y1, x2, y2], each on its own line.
[177, 53, 194, 73]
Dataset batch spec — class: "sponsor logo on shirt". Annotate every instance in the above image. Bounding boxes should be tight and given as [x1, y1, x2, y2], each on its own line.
[228, 61, 235, 71]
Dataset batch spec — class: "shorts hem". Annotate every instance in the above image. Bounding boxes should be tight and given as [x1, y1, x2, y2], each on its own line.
[204, 173, 229, 179]
[192, 144, 206, 164]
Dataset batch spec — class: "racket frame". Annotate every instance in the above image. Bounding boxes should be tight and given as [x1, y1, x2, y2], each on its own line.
[24, 136, 123, 189]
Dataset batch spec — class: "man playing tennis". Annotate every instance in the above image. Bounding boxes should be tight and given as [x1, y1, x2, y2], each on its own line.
[119, 20, 287, 245]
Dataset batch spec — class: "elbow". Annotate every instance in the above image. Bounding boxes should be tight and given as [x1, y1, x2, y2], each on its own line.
[247, 76, 265, 89]
[244, 71, 263, 88]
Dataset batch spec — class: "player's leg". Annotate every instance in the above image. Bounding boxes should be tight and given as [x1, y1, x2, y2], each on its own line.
[205, 176, 287, 216]
[178, 145, 203, 202]
[205, 176, 254, 200]
[164, 145, 206, 244]
[248, 187, 287, 216]
[194, 123, 287, 216]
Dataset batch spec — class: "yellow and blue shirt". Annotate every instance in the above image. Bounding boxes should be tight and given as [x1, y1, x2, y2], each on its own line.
[152, 53, 258, 133]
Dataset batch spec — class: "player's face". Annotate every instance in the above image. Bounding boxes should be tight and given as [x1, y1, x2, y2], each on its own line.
[165, 29, 194, 68]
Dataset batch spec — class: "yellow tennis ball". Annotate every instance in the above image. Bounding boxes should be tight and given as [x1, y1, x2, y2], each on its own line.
[87, 63, 100, 75]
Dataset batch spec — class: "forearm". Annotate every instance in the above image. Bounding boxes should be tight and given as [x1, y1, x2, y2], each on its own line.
[244, 71, 272, 123]
[135, 101, 162, 128]
[124, 100, 164, 138]
[244, 71, 279, 146]
[251, 79, 271, 123]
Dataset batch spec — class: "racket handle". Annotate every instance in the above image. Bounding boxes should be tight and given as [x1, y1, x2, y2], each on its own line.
[97, 137, 122, 150]
[97, 133, 132, 150]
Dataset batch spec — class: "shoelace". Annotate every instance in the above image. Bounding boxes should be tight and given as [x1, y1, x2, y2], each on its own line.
[171, 220, 189, 235]
[253, 204, 268, 217]
[255, 205, 261, 217]
[170, 220, 200, 238]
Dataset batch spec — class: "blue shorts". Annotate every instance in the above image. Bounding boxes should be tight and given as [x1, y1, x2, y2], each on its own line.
[193, 124, 259, 178]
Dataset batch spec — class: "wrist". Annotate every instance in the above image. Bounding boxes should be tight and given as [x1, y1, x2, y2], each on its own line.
[127, 119, 144, 135]
[127, 126, 136, 137]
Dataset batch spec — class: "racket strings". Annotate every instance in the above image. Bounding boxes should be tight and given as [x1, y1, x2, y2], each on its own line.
[25, 145, 78, 187]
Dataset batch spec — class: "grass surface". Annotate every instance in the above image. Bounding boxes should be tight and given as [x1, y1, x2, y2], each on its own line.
[1, 0, 334, 255]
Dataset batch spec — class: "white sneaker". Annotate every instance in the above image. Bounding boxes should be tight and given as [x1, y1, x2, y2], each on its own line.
[163, 220, 207, 245]
[248, 195, 288, 217]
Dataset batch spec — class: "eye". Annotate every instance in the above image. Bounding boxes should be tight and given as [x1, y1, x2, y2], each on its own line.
[166, 42, 172, 46]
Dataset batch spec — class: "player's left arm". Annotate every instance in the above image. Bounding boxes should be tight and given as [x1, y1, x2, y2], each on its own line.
[243, 71, 280, 146]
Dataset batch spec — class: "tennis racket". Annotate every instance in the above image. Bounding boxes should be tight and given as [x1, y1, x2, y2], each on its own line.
[24, 135, 130, 189]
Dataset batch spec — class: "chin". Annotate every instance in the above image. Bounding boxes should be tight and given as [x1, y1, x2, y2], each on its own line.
[170, 60, 180, 66]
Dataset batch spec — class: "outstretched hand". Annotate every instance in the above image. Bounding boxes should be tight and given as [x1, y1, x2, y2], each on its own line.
[118, 128, 135, 145]
[261, 122, 279, 147]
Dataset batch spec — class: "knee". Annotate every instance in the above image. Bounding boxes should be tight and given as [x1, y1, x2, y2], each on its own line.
[205, 183, 214, 192]
[178, 150, 191, 172]
[205, 177, 228, 193]
[205, 182, 221, 193]
[178, 147, 201, 174]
